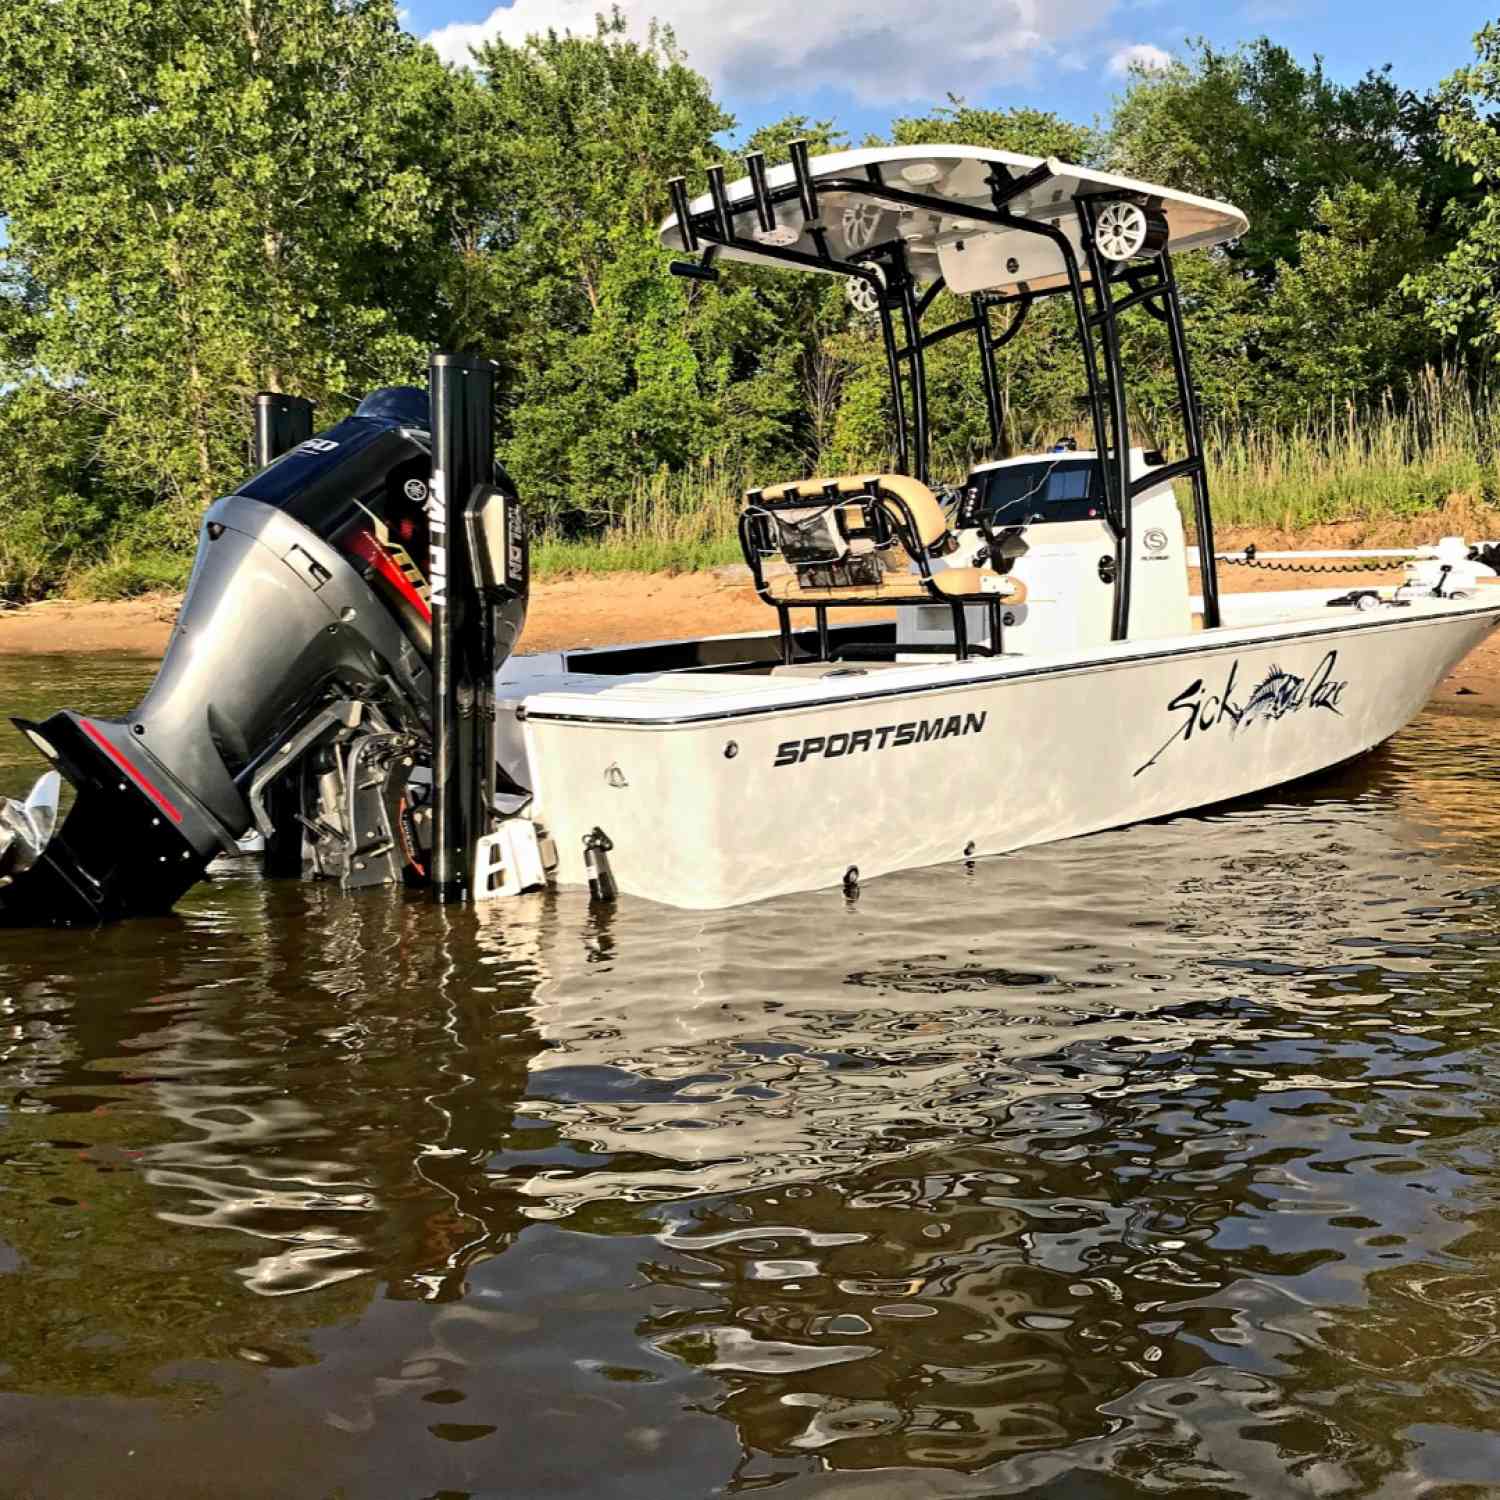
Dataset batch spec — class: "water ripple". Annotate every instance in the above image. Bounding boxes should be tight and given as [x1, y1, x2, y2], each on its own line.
[4, 663, 1500, 1493]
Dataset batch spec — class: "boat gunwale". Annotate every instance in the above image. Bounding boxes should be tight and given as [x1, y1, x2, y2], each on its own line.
[518, 595, 1500, 728]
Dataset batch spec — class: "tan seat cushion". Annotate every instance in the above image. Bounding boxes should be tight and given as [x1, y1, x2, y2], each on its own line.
[751, 473, 950, 551]
[765, 568, 1027, 605]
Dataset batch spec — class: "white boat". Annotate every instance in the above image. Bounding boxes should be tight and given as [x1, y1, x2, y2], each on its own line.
[479, 144, 1500, 908]
[7, 143, 1496, 923]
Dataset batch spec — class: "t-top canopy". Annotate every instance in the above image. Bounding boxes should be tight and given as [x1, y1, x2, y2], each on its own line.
[659, 144, 1248, 298]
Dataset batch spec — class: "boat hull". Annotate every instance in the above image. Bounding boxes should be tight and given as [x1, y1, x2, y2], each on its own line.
[523, 604, 1500, 908]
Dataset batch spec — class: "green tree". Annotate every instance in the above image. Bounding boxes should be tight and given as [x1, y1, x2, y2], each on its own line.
[708, 117, 852, 479]
[1407, 22, 1500, 358]
[0, 7, 1488, 591]
[468, 12, 733, 527]
[0, 384, 121, 596]
[1121, 250, 1267, 439]
[0, 0, 468, 572]
[1109, 39, 1454, 282]
[888, 100, 1099, 164]
[1106, 38, 1467, 435]
[1267, 180, 1441, 406]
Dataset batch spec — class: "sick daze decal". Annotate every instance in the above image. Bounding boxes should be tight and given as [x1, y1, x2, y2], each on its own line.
[1135, 650, 1348, 776]
[776, 712, 986, 766]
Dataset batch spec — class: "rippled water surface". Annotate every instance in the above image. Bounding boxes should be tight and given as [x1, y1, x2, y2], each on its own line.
[3, 655, 1500, 1497]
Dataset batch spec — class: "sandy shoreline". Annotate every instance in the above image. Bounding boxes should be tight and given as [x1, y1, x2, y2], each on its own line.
[3, 554, 1498, 713]
[0, 570, 778, 658]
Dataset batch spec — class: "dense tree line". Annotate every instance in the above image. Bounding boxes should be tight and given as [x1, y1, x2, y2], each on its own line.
[1, 3, 1499, 595]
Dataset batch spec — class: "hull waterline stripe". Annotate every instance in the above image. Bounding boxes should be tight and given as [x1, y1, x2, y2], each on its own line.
[79, 719, 185, 823]
[525, 602, 1500, 727]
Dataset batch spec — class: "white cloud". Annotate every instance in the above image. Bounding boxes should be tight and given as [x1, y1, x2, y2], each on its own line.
[1106, 41, 1173, 76]
[427, 0, 1118, 104]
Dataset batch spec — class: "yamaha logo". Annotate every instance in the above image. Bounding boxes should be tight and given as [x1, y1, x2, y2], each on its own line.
[404, 478, 428, 503]
[1144, 527, 1169, 554]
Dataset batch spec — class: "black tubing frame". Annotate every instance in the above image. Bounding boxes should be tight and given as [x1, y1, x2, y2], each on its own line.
[668, 149, 1224, 637]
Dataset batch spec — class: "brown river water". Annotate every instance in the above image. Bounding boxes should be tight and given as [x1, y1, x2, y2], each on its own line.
[2, 654, 1500, 1497]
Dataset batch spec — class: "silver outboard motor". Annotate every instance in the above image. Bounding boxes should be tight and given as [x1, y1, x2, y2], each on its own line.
[0, 378, 526, 925]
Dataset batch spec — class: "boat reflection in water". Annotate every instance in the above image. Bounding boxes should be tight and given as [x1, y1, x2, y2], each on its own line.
[4, 684, 1500, 1494]
[490, 709, 1500, 1486]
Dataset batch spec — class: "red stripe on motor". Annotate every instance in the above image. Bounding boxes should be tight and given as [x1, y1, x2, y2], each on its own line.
[79, 719, 184, 824]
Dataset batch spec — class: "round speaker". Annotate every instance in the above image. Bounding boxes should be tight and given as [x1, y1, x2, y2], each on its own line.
[1094, 200, 1169, 262]
[845, 263, 887, 315]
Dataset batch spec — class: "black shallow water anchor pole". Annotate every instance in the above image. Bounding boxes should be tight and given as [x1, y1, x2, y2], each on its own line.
[429, 352, 498, 904]
[251, 393, 316, 878]
[251, 393, 314, 470]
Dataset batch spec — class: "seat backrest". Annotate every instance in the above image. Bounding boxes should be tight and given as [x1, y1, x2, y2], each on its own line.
[747, 474, 950, 559]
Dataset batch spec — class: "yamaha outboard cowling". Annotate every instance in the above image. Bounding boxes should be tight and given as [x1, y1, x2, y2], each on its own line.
[0, 379, 526, 925]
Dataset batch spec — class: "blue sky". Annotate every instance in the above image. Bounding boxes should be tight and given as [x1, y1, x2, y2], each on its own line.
[404, 0, 1496, 144]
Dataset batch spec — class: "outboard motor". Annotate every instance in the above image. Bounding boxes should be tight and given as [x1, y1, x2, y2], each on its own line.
[0, 375, 526, 925]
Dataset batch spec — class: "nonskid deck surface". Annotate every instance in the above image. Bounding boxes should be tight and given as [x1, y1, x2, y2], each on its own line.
[504, 592, 1500, 726]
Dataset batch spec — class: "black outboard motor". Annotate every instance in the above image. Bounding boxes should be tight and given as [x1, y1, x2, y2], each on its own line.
[0, 381, 526, 925]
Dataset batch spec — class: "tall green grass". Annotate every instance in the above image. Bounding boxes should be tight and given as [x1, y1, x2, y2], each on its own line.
[528, 367, 1500, 570]
[67, 547, 194, 601]
[1205, 366, 1500, 532]
[532, 457, 748, 577]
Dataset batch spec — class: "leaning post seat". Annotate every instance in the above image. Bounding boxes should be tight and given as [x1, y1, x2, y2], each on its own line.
[739, 473, 1025, 662]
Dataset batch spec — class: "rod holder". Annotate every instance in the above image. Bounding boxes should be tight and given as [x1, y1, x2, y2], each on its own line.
[667, 176, 698, 253]
[251, 393, 314, 469]
[789, 139, 819, 224]
[745, 151, 775, 234]
[669, 258, 720, 282]
[706, 164, 734, 241]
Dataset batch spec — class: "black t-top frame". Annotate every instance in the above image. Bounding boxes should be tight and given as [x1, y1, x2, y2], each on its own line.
[666, 147, 1222, 636]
